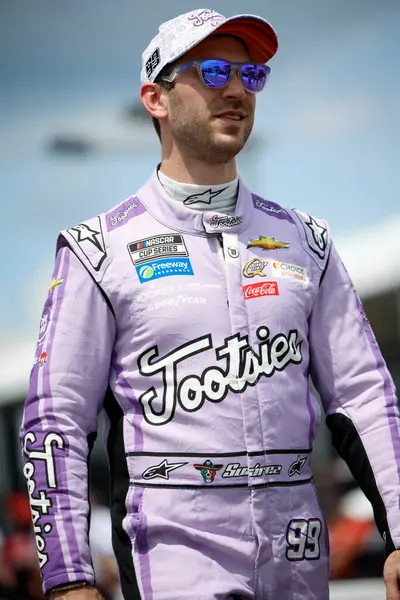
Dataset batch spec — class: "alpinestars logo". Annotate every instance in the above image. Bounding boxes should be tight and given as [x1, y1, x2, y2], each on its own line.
[70, 223, 103, 251]
[306, 215, 327, 258]
[67, 217, 107, 271]
[288, 456, 307, 476]
[183, 188, 227, 206]
[138, 327, 303, 425]
[142, 459, 187, 480]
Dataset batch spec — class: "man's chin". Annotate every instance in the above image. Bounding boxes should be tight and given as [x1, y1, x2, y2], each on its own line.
[212, 134, 247, 157]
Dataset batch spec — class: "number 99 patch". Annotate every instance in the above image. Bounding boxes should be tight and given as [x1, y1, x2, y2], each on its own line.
[286, 518, 322, 561]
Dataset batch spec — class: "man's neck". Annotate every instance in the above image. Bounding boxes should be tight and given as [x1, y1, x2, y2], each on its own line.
[157, 169, 238, 214]
[160, 154, 237, 185]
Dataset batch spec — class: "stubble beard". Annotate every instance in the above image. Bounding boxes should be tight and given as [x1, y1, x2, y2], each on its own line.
[169, 96, 254, 165]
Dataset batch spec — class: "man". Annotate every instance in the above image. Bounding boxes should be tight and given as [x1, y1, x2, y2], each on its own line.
[20, 7, 400, 600]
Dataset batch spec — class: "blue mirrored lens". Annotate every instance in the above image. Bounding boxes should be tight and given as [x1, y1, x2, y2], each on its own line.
[201, 60, 231, 88]
[241, 65, 268, 92]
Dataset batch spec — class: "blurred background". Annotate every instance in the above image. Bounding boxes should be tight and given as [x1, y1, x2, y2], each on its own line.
[0, 1, 399, 598]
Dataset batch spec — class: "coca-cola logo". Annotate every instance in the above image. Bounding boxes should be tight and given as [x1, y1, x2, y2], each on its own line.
[243, 281, 279, 299]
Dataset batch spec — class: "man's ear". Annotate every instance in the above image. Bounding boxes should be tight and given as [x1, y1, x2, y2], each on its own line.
[140, 84, 168, 121]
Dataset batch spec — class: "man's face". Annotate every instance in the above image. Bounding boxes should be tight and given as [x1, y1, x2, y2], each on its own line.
[163, 35, 257, 164]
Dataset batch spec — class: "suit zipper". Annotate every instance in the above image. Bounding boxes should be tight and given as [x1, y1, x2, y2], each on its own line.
[214, 234, 229, 306]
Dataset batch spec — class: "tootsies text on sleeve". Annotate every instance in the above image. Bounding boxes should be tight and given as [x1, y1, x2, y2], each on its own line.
[22, 432, 65, 569]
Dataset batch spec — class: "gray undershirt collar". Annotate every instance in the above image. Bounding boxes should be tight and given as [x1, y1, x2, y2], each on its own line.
[158, 170, 238, 215]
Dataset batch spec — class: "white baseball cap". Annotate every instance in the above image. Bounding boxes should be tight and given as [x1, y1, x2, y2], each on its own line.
[141, 8, 278, 84]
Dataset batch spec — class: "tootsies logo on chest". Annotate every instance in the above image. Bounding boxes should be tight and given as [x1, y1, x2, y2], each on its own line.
[138, 327, 302, 425]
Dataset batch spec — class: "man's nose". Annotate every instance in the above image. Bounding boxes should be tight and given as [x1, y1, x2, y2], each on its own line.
[221, 70, 247, 100]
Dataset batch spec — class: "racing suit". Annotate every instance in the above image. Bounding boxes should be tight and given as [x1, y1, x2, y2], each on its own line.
[20, 171, 399, 599]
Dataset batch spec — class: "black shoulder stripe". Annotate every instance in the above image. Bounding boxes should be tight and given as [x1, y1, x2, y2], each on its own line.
[104, 388, 141, 599]
[318, 246, 332, 287]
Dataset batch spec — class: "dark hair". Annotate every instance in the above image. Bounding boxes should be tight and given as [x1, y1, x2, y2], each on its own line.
[152, 63, 176, 141]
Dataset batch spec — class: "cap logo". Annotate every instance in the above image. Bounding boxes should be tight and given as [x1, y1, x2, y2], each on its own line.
[146, 48, 161, 78]
[188, 10, 224, 27]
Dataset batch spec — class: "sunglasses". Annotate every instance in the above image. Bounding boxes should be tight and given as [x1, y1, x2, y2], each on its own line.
[160, 59, 271, 94]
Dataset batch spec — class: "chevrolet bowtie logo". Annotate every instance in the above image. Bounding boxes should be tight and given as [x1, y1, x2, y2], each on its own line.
[247, 236, 290, 251]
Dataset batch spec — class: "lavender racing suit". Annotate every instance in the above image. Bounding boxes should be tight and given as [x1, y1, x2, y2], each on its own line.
[21, 171, 399, 599]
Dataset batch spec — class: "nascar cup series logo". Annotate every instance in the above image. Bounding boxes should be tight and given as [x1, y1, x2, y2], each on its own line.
[128, 233, 194, 283]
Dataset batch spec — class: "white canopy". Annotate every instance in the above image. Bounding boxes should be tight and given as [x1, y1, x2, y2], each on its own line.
[335, 214, 400, 298]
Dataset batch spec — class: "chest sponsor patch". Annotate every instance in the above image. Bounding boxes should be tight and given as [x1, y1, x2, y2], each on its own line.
[128, 234, 188, 265]
[243, 281, 279, 299]
[136, 258, 194, 283]
[272, 261, 308, 282]
[243, 258, 267, 278]
[247, 236, 290, 251]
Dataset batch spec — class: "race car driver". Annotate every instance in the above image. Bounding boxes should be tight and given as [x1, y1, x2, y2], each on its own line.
[20, 7, 400, 600]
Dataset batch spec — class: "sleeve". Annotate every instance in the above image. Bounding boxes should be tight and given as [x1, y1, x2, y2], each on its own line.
[308, 242, 400, 555]
[20, 239, 116, 595]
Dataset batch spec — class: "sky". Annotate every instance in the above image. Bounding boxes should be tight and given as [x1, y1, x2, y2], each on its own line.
[1, 0, 399, 349]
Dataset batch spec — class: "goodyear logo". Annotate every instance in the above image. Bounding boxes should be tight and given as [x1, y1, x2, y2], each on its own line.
[136, 258, 194, 284]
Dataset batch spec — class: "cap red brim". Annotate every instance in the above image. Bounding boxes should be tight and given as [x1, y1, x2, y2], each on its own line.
[213, 15, 278, 63]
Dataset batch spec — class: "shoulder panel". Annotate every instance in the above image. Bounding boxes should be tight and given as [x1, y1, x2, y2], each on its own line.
[104, 196, 146, 232]
[60, 214, 110, 281]
[251, 194, 295, 225]
[289, 208, 331, 269]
